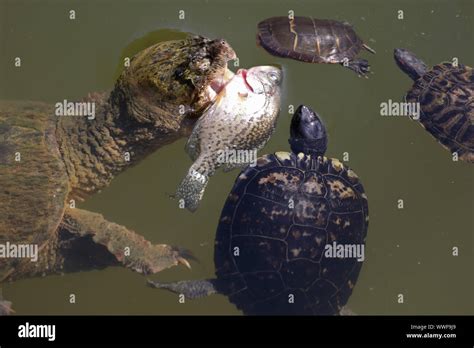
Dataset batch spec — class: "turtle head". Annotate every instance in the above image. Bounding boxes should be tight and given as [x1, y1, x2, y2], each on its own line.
[110, 36, 237, 125]
[289, 105, 328, 156]
[394, 48, 428, 81]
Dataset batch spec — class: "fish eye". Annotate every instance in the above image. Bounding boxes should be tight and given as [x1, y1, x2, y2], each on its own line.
[268, 72, 279, 81]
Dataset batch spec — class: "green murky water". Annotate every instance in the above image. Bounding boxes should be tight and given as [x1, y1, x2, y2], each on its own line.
[1, 0, 473, 315]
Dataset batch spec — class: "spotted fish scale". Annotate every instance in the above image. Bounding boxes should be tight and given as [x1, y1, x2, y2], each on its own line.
[175, 66, 282, 211]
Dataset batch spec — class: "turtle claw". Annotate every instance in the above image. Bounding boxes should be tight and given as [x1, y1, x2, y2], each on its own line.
[172, 247, 198, 270]
[177, 257, 192, 270]
[138, 245, 196, 274]
[344, 58, 371, 78]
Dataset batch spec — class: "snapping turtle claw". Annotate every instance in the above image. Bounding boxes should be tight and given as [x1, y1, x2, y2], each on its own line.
[178, 257, 192, 270]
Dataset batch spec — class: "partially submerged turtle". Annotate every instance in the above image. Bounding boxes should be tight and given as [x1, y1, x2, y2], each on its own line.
[257, 16, 375, 76]
[394, 48, 474, 162]
[0, 36, 236, 313]
[175, 66, 282, 212]
[150, 105, 369, 315]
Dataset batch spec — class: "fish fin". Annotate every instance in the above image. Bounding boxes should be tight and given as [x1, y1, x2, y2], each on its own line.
[175, 168, 209, 212]
[185, 132, 200, 161]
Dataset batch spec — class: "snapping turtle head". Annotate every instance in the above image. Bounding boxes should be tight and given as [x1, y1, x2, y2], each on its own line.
[111, 36, 236, 129]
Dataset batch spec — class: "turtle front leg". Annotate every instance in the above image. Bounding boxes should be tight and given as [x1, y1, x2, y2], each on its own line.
[342, 58, 370, 77]
[58, 208, 192, 274]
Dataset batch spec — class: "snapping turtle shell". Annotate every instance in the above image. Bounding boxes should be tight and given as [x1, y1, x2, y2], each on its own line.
[0, 101, 69, 281]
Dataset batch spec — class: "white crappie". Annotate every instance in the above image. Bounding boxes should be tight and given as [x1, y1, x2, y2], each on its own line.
[176, 65, 282, 211]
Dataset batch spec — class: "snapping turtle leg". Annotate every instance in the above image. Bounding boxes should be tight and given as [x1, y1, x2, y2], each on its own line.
[56, 208, 192, 274]
[147, 279, 217, 299]
[342, 58, 370, 77]
[0, 209, 192, 315]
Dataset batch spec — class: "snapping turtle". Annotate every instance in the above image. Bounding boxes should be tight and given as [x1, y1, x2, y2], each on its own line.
[150, 105, 369, 315]
[257, 16, 376, 76]
[394, 48, 474, 162]
[0, 35, 236, 312]
[175, 66, 282, 212]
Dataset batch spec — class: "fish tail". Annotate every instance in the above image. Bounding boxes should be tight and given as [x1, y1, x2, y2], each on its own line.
[175, 168, 209, 212]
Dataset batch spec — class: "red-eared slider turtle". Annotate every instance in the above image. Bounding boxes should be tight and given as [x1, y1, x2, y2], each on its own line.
[149, 105, 369, 315]
[175, 66, 282, 212]
[394, 48, 474, 162]
[0, 36, 236, 313]
[257, 16, 376, 76]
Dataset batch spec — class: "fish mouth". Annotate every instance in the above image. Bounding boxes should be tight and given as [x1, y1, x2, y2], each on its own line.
[204, 67, 255, 102]
[208, 40, 237, 96]
[205, 68, 235, 101]
[237, 69, 255, 93]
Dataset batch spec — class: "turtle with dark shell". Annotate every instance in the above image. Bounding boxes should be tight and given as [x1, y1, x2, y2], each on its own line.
[0, 35, 236, 313]
[394, 48, 474, 162]
[149, 105, 369, 315]
[257, 16, 376, 76]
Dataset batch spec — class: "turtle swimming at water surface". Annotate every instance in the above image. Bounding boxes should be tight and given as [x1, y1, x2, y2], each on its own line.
[0, 35, 238, 313]
[175, 66, 282, 212]
[394, 48, 474, 162]
[150, 105, 369, 315]
[257, 16, 376, 77]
